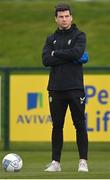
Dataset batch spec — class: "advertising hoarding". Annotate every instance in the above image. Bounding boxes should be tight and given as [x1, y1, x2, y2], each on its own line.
[10, 75, 110, 141]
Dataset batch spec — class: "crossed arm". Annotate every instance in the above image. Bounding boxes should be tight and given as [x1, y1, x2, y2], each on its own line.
[42, 32, 86, 67]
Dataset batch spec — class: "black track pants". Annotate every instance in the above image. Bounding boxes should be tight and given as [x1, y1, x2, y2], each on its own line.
[49, 90, 88, 162]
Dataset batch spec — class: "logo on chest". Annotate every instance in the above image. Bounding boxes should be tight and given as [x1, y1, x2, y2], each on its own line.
[53, 39, 72, 46]
[68, 39, 72, 45]
[53, 40, 56, 44]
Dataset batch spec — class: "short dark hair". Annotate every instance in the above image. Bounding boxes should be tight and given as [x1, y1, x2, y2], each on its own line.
[55, 3, 72, 17]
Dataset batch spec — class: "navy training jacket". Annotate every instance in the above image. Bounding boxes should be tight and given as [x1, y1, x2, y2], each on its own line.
[42, 24, 86, 91]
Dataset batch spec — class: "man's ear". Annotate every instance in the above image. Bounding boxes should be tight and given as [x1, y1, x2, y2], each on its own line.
[71, 15, 73, 22]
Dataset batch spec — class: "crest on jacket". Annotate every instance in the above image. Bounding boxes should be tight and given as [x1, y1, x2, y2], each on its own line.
[53, 40, 56, 44]
[68, 39, 72, 45]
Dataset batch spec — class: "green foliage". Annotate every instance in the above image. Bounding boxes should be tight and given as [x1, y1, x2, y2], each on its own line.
[0, 0, 110, 67]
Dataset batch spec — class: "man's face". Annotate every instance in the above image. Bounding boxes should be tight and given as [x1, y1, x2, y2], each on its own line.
[55, 10, 73, 30]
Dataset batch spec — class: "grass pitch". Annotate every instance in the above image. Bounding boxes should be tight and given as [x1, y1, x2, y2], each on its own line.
[0, 142, 110, 179]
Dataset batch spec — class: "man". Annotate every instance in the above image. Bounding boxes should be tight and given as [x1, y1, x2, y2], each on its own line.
[42, 3, 88, 172]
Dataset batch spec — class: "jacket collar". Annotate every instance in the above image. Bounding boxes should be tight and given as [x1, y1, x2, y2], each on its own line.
[55, 24, 77, 34]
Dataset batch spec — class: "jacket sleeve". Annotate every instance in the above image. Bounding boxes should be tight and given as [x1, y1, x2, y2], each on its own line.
[42, 36, 69, 67]
[54, 32, 86, 62]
